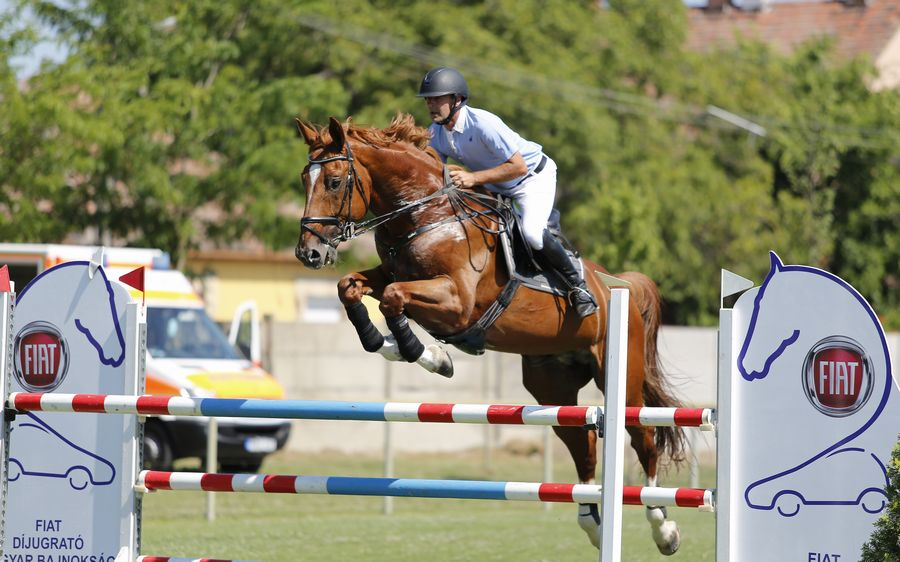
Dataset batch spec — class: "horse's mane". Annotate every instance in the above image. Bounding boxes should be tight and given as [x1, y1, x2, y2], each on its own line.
[320, 113, 440, 162]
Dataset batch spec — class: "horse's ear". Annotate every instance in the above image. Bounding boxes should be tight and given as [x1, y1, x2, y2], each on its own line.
[295, 118, 318, 146]
[769, 251, 784, 273]
[328, 117, 346, 152]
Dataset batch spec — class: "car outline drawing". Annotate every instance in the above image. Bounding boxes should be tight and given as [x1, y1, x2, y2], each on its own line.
[8, 411, 116, 490]
[744, 446, 889, 517]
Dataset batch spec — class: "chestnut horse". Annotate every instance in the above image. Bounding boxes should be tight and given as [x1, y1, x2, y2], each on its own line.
[294, 114, 686, 555]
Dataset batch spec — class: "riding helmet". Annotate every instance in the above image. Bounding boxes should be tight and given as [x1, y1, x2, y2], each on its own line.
[417, 67, 469, 100]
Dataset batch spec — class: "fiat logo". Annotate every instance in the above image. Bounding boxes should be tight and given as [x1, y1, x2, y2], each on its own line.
[13, 321, 70, 392]
[803, 336, 873, 418]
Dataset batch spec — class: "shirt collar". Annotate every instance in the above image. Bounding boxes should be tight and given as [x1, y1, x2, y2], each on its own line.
[450, 105, 470, 133]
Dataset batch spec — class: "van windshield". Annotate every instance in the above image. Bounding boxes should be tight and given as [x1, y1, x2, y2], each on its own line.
[147, 307, 243, 360]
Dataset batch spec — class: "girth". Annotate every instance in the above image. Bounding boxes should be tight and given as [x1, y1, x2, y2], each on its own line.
[430, 195, 523, 356]
[432, 276, 521, 356]
[427, 194, 582, 355]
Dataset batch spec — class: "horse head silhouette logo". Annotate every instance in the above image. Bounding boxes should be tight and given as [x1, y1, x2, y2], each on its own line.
[736, 252, 894, 517]
[16, 261, 126, 369]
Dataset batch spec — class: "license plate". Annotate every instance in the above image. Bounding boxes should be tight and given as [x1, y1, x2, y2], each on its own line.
[244, 436, 277, 453]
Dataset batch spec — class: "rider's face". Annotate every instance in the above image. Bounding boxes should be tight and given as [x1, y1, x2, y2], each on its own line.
[424, 94, 456, 124]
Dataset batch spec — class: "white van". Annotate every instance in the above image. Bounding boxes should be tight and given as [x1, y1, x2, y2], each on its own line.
[0, 243, 291, 472]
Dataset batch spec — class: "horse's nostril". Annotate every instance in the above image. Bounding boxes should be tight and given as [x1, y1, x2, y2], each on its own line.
[295, 244, 326, 268]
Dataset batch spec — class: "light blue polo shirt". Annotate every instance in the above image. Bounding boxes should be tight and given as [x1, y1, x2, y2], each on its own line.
[428, 105, 544, 192]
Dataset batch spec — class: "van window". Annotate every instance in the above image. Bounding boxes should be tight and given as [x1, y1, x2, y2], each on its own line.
[8, 263, 39, 292]
[147, 307, 242, 360]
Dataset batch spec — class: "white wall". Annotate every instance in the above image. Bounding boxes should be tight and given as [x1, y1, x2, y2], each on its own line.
[268, 319, 898, 455]
[269, 321, 722, 454]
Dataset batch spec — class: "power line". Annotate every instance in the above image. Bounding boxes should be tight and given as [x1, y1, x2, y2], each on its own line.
[298, 13, 721, 130]
[297, 13, 898, 149]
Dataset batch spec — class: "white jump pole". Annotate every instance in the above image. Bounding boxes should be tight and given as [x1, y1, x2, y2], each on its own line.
[0, 289, 13, 552]
[122, 302, 145, 557]
[715, 269, 753, 561]
[600, 287, 630, 561]
[715, 306, 734, 561]
[206, 416, 218, 521]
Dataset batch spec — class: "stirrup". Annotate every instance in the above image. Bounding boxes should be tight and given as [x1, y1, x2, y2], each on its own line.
[568, 286, 598, 318]
[567, 285, 597, 305]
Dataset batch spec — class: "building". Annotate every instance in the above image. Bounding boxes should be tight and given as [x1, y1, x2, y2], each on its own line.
[185, 237, 382, 325]
[685, 0, 900, 89]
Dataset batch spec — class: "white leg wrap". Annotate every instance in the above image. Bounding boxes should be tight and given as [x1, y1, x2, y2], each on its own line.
[376, 335, 404, 362]
[379, 338, 453, 377]
[577, 504, 602, 550]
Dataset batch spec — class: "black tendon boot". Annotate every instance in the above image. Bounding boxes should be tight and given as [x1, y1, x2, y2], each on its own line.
[537, 230, 598, 318]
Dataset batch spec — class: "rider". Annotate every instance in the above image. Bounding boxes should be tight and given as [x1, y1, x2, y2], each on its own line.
[417, 66, 598, 319]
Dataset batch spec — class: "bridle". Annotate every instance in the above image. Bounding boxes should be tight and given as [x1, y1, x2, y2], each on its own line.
[300, 139, 508, 250]
[300, 142, 361, 246]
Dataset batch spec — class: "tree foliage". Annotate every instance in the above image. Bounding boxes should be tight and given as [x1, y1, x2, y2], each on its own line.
[860, 436, 900, 561]
[2, 0, 898, 326]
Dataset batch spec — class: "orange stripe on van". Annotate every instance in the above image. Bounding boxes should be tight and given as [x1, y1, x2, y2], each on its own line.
[145, 376, 183, 397]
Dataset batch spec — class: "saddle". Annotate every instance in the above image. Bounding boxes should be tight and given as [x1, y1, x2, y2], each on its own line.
[501, 200, 586, 298]
[435, 194, 585, 355]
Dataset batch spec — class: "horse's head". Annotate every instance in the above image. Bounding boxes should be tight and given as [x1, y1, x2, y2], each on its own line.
[294, 117, 371, 269]
[737, 252, 801, 381]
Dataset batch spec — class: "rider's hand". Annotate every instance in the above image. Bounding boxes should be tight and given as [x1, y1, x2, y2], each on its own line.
[449, 169, 476, 189]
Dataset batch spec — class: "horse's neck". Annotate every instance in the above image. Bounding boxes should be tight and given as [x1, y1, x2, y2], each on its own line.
[359, 146, 447, 225]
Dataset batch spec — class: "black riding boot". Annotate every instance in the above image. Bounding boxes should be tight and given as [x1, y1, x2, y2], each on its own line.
[536, 230, 598, 318]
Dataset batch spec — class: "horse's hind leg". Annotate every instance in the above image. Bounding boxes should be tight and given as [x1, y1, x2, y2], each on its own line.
[521, 352, 601, 548]
[622, 312, 681, 556]
[628, 425, 681, 555]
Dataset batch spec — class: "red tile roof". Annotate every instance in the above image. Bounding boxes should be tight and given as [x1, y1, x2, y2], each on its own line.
[687, 1, 900, 60]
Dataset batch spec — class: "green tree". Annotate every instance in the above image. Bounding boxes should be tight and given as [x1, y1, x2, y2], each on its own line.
[4, 0, 350, 264]
[860, 436, 900, 561]
[3, 0, 899, 326]
[0, 10, 79, 243]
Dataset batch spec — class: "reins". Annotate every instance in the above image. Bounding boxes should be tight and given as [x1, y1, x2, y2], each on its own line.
[301, 145, 510, 249]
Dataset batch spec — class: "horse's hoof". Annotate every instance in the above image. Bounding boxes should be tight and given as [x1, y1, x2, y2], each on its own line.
[417, 344, 454, 378]
[436, 357, 454, 378]
[647, 507, 680, 556]
[433, 345, 454, 378]
[654, 521, 680, 556]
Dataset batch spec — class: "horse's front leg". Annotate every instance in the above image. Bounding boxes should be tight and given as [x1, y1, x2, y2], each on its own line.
[338, 270, 455, 377]
[338, 268, 389, 353]
[378, 277, 468, 378]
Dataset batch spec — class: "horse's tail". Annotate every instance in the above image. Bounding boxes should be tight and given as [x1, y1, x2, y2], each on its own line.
[619, 271, 687, 467]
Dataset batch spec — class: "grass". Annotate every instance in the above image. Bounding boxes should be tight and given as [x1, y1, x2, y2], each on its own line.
[141, 448, 717, 562]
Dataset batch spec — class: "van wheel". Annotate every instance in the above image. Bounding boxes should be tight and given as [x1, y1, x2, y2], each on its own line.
[143, 421, 174, 471]
[220, 458, 264, 473]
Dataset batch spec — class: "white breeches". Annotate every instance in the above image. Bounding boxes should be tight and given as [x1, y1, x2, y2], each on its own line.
[510, 158, 558, 250]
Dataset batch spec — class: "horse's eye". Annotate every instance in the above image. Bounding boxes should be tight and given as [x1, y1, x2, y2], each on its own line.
[325, 176, 342, 190]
